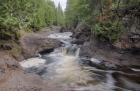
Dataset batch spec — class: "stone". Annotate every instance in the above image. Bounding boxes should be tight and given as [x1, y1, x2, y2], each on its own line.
[20, 30, 61, 59]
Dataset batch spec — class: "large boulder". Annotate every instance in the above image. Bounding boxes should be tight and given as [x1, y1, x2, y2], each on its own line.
[20, 30, 61, 59]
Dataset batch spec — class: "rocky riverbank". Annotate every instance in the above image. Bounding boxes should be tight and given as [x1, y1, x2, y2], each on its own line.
[72, 22, 140, 70]
[0, 23, 139, 90]
[20, 27, 61, 59]
[0, 26, 65, 91]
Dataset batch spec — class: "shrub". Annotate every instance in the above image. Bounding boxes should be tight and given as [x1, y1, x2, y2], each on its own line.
[93, 20, 124, 42]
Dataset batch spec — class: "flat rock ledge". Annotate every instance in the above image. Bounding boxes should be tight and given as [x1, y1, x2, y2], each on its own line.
[20, 30, 61, 59]
[0, 52, 66, 91]
[0, 27, 66, 91]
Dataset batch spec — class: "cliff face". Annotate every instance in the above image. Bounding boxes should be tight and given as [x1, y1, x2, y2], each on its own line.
[114, 11, 140, 50]
[72, 8, 140, 68]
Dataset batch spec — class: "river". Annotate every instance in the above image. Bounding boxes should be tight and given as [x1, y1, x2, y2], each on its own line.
[20, 32, 140, 91]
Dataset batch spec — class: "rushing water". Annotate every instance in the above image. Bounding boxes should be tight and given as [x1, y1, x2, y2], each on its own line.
[20, 32, 140, 91]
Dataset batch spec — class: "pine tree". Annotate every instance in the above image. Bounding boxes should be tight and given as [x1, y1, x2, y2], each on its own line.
[56, 3, 65, 26]
[0, 0, 58, 40]
[65, 0, 140, 42]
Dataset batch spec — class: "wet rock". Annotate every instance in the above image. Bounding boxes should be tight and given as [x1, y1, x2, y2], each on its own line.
[81, 58, 118, 70]
[25, 66, 47, 76]
[39, 48, 54, 55]
[71, 39, 85, 45]
[79, 39, 140, 68]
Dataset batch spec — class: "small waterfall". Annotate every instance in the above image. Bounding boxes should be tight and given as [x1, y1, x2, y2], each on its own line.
[75, 48, 80, 58]
[20, 32, 140, 91]
[61, 47, 67, 55]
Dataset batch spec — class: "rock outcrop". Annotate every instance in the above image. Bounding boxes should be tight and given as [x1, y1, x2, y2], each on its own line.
[114, 14, 140, 50]
[72, 15, 140, 69]
[20, 29, 61, 59]
[0, 27, 65, 91]
[0, 52, 65, 91]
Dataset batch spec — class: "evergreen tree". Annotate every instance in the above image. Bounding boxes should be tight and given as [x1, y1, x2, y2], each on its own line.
[45, 0, 57, 25]
[0, 0, 58, 40]
[65, 0, 140, 42]
[56, 3, 65, 26]
[65, 0, 79, 27]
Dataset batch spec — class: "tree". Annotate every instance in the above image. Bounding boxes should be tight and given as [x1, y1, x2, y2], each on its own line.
[45, 0, 57, 25]
[65, 0, 140, 42]
[65, 0, 79, 27]
[56, 3, 65, 26]
[0, 0, 58, 41]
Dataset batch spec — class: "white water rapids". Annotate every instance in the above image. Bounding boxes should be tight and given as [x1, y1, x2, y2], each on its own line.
[20, 32, 140, 91]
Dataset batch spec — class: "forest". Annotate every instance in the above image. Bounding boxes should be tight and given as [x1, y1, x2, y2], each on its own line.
[0, 0, 139, 44]
[65, 0, 140, 42]
[0, 0, 140, 91]
[0, 0, 64, 41]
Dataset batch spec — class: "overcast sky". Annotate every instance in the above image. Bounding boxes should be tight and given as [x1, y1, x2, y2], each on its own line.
[52, 0, 67, 11]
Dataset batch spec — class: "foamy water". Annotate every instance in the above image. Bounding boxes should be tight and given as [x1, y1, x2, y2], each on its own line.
[48, 32, 72, 39]
[42, 53, 92, 85]
[20, 58, 46, 68]
[20, 32, 140, 91]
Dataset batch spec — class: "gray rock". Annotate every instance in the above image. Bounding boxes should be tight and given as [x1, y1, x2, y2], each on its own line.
[20, 30, 61, 59]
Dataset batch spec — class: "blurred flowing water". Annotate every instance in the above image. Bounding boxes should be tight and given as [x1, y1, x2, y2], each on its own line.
[20, 32, 140, 91]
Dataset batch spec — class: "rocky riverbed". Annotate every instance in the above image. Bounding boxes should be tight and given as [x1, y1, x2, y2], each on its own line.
[19, 31, 140, 91]
[0, 25, 140, 91]
[0, 27, 66, 91]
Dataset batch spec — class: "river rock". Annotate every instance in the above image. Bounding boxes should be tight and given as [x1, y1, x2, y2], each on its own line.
[20, 30, 61, 59]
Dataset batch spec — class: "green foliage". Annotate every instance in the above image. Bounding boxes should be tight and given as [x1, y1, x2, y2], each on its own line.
[0, 0, 66, 52]
[65, 0, 79, 27]
[0, 25, 20, 40]
[0, 0, 60, 41]
[57, 3, 65, 26]
[65, 0, 140, 42]
[94, 21, 124, 42]
[45, 0, 57, 25]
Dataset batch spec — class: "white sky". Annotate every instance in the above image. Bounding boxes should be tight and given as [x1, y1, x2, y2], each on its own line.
[51, 0, 67, 11]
